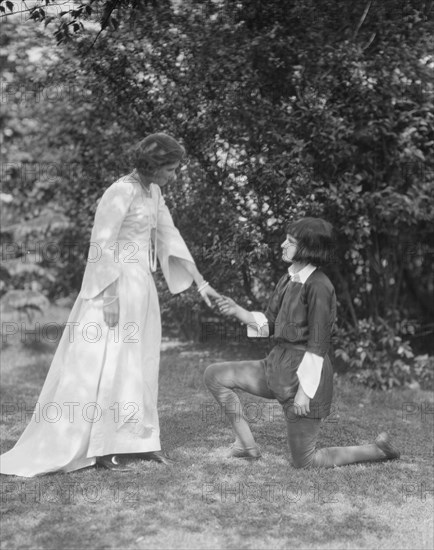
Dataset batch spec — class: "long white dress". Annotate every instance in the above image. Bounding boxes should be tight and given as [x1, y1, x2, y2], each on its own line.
[0, 173, 195, 477]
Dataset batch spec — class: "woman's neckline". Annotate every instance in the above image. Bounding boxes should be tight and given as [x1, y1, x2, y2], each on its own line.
[131, 170, 152, 195]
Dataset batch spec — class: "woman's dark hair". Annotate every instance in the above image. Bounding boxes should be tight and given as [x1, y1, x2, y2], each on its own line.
[286, 217, 336, 267]
[132, 133, 185, 177]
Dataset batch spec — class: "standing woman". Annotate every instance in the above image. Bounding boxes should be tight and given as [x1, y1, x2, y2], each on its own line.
[0, 133, 219, 476]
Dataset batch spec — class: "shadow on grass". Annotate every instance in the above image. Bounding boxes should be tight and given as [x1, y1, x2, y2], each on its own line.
[0, 338, 432, 550]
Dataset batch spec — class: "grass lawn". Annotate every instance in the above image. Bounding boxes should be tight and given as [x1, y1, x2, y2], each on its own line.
[1, 305, 433, 550]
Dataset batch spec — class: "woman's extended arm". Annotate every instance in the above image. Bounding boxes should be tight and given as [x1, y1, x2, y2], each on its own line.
[176, 258, 221, 307]
[154, 186, 221, 305]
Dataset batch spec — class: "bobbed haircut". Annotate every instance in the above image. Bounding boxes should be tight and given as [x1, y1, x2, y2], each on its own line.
[132, 133, 186, 177]
[286, 217, 336, 267]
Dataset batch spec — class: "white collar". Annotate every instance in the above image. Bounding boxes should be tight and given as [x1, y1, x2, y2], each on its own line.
[288, 263, 316, 284]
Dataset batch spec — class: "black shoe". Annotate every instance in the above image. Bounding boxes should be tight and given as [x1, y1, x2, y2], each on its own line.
[96, 454, 133, 472]
[139, 451, 176, 465]
[375, 432, 401, 460]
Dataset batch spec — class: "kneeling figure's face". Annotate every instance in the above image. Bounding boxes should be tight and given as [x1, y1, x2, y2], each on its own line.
[281, 234, 297, 263]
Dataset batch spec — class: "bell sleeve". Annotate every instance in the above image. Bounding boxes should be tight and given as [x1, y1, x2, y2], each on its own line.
[79, 178, 136, 300]
[296, 353, 324, 399]
[154, 185, 195, 294]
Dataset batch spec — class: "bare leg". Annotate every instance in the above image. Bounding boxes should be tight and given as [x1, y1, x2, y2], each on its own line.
[204, 360, 274, 453]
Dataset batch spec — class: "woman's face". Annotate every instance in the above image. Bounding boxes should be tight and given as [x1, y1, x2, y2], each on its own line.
[281, 234, 298, 263]
[152, 161, 180, 187]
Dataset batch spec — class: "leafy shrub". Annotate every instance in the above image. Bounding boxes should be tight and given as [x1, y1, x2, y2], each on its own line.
[2, 1, 433, 391]
[334, 317, 433, 390]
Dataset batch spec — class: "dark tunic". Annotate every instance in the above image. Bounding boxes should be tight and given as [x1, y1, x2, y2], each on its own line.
[263, 269, 336, 419]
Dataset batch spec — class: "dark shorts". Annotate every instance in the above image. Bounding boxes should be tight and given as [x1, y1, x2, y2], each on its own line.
[263, 343, 333, 419]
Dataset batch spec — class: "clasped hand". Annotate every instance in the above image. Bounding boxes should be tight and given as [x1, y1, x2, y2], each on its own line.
[215, 295, 239, 317]
[198, 284, 221, 308]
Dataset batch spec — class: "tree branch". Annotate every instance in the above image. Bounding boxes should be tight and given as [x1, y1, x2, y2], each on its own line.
[353, 0, 373, 40]
[85, 0, 120, 54]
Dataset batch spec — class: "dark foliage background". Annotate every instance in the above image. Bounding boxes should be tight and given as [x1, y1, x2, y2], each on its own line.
[1, 0, 433, 388]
